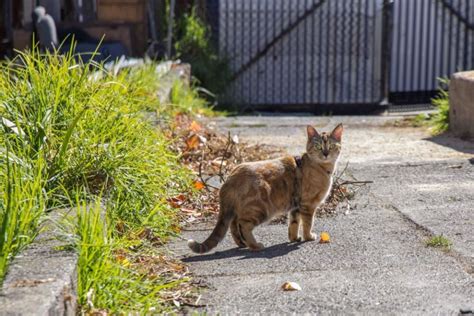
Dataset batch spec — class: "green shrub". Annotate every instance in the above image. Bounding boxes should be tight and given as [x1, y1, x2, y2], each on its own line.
[174, 9, 232, 97]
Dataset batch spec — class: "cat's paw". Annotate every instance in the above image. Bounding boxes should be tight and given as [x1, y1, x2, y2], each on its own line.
[303, 233, 317, 241]
[249, 243, 264, 251]
[289, 236, 302, 242]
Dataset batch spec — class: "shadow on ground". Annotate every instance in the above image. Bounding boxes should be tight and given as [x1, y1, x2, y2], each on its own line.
[424, 132, 474, 155]
[182, 241, 301, 262]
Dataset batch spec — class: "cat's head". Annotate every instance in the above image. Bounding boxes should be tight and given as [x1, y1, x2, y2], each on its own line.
[306, 124, 343, 163]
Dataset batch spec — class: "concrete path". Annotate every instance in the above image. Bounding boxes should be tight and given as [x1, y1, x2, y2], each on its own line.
[170, 115, 474, 314]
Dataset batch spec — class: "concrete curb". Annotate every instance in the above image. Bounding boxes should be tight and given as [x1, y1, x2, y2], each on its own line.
[0, 221, 77, 316]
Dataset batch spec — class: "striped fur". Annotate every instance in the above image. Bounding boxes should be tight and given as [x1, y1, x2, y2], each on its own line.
[188, 201, 234, 253]
[188, 124, 343, 253]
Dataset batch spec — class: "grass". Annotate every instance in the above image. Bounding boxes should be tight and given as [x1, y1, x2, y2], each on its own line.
[0, 149, 46, 281]
[0, 46, 212, 312]
[426, 235, 452, 249]
[73, 197, 184, 313]
[410, 79, 450, 134]
[428, 86, 450, 134]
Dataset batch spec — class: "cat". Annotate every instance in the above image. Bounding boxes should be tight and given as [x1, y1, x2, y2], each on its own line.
[188, 124, 343, 253]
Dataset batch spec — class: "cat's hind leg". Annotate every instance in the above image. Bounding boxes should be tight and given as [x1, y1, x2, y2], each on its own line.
[237, 219, 264, 251]
[288, 209, 301, 242]
[230, 218, 246, 248]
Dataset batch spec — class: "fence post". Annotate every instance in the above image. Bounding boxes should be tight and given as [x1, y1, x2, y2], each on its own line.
[166, 0, 176, 58]
[380, 0, 393, 106]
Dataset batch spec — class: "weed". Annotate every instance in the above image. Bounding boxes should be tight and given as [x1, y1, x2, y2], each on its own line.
[429, 84, 450, 135]
[426, 234, 452, 249]
[395, 79, 450, 134]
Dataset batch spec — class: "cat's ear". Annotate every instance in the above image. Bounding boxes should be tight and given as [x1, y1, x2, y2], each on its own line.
[306, 125, 319, 139]
[331, 123, 343, 142]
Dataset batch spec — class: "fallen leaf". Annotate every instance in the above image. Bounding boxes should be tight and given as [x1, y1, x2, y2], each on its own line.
[281, 281, 302, 291]
[211, 157, 227, 167]
[194, 181, 205, 190]
[167, 194, 187, 208]
[232, 134, 239, 144]
[186, 134, 201, 150]
[319, 232, 330, 243]
[189, 121, 202, 132]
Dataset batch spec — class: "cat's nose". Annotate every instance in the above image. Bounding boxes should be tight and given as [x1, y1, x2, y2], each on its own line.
[322, 151, 329, 157]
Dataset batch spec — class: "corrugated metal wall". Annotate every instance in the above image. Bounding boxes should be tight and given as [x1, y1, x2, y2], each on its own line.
[391, 0, 474, 93]
[210, 0, 474, 108]
[217, 0, 385, 106]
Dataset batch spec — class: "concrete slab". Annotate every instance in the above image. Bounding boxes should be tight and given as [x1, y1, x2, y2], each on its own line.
[172, 114, 474, 314]
[0, 217, 77, 316]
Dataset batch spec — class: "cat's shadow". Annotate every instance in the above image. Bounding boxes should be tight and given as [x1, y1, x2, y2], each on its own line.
[182, 241, 301, 262]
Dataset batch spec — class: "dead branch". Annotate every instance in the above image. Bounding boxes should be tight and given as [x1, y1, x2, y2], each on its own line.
[339, 180, 374, 186]
[334, 161, 349, 183]
[197, 151, 220, 191]
[217, 131, 232, 183]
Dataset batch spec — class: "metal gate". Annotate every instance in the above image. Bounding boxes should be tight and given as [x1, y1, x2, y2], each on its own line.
[390, 0, 474, 104]
[207, 0, 474, 111]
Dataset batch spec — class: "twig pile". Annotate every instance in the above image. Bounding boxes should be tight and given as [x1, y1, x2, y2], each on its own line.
[318, 162, 373, 217]
[169, 114, 372, 223]
[169, 114, 283, 222]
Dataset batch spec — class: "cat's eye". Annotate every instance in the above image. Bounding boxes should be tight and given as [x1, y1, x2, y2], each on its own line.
[314, 143, 322, 149]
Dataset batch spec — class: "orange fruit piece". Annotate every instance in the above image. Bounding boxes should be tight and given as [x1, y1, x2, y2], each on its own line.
[319, 232, 330, 243]
[194, 181, 205, 190]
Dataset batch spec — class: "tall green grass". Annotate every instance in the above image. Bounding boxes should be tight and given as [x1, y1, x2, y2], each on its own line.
[73, 197, 183, 313]
[0, 46, 211, 311]
[0, 149, 46, 281]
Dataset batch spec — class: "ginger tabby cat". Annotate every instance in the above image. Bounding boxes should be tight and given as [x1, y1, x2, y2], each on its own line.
[188, 124, 343, 253]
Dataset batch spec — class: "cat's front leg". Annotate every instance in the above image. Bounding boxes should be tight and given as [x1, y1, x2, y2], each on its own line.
[300, 206, 317, 241]
[288, 209, 301, 242]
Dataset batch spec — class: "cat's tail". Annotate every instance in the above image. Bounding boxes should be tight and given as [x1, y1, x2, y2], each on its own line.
[187, 203, 233, 254]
